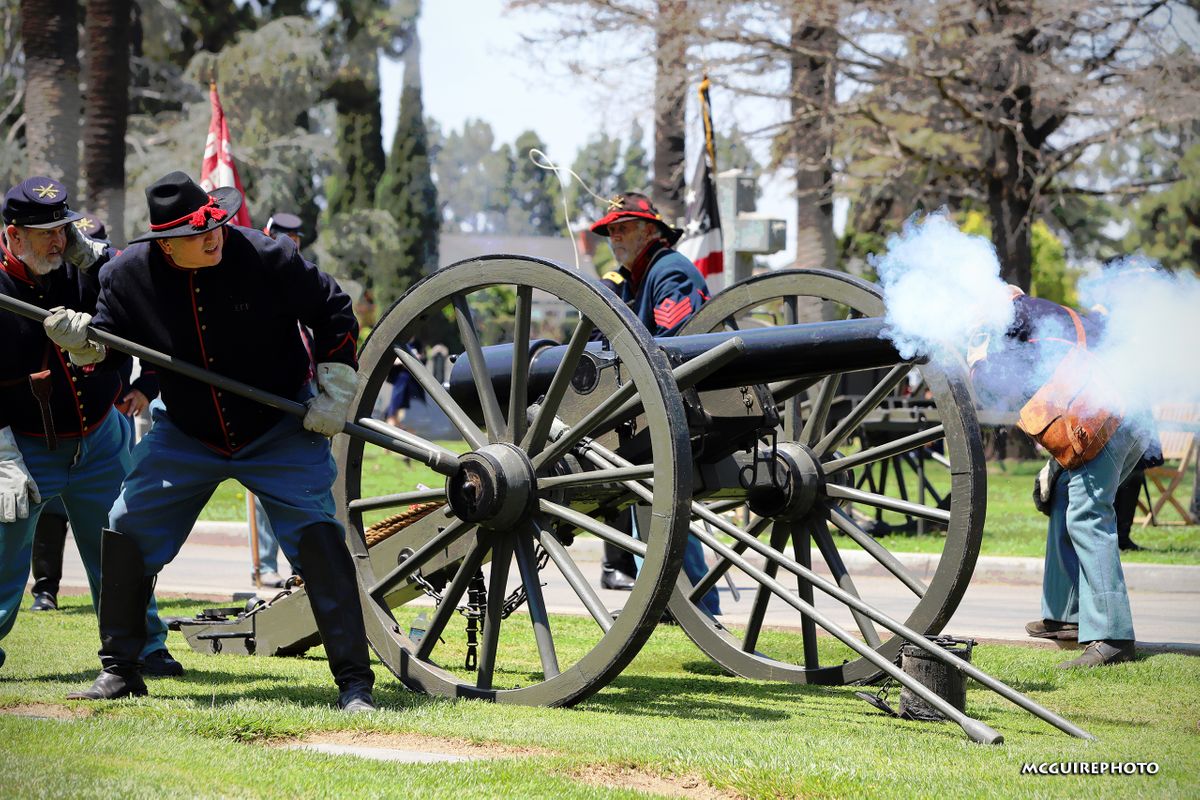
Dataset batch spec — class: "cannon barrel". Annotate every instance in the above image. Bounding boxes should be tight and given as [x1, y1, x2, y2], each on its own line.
[446, 316, 910, 405]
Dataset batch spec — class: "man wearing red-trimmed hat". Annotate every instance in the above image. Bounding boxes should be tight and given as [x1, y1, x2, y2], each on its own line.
[590, 192, 711, 337]
[0, 176, 178, 677]
[589, 192, 720, 615]
[45, 171, 376, 711]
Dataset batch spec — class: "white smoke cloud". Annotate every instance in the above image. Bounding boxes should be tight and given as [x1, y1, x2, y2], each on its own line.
[870, 214, 1200, 436]
[870, 211, 1015, 363]
[1080, 260, 1200, 416]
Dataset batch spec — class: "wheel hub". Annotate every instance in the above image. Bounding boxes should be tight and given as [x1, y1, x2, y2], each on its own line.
[746, 442, 825, 520]
[446, 443, 537, 529]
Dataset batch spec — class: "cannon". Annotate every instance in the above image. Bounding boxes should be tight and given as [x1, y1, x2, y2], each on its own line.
[0, 256, 1087, 744]
[327, 256, 1086, 744]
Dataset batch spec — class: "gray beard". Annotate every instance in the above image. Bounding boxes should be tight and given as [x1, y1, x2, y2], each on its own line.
[23, 253, 61, 275]
[3, 232, 61, 276]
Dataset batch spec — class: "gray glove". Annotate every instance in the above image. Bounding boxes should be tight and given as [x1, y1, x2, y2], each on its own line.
[0, 426, 40, 522]
[1032, 459, 1062, 516]
[303, 362, 360, 437]
[63, 223, 108, 272]
[44, 306, 106, 366]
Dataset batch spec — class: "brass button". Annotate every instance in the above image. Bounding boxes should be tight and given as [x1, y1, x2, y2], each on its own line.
[208, 357, 214, 363]
[201, 325, 207, 330]
[197, 306, 204, 312]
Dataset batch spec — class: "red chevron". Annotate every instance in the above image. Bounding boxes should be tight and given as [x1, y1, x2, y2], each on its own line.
[653, 296, 692, 329]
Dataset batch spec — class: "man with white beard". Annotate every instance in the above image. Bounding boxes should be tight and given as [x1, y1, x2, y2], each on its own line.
[0, 176, 176, 675]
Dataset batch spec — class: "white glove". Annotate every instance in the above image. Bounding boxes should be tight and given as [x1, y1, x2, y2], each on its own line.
[0, 427, 40, 522]
[44, 306, 106, 366]
[303, 362, 360, 437]
[63, 224, 108, 271]
[965, 327, 990, 369]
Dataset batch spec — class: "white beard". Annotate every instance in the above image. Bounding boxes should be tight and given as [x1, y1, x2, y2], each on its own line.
[4, 235, 61, 276]
[23, 252, 62, 276]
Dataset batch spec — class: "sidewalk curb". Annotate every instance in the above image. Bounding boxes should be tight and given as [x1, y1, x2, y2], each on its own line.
[190, 521, 1200, 594]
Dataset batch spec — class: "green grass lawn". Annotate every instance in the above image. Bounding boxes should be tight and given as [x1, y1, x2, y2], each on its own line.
[198, 442, 1200, 565]
[1, 596, 1197, 798]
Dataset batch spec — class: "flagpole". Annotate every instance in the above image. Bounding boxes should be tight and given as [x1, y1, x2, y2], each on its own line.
[695, 75, 725, 292]
[699, 75, 717, 172]
[248, 492, 262, 589]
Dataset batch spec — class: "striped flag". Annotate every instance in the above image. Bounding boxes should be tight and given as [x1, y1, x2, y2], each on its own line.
[198, 81, 252, 228]
[677, 77, 723, 276]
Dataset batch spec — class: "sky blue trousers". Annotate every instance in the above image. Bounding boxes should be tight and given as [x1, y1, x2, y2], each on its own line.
[631, 508, 721, 616]
[109, 400, 339, 577]
[0, 411, 168, 668]
[252, 494, 282, 575]
[1042, 422, 1146, 643]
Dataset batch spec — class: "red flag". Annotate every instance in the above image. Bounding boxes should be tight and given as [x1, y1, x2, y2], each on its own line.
[677, 77, 723, 276]
[198, 82, 251, 228]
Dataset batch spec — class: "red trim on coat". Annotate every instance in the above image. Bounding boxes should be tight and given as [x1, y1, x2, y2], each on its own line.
[188, 271, 236, 452]
[0, 241, 34, 285]
[47, 347, 119, 435]
[324, 330, 358, 366]
[625, 238, 669, 294]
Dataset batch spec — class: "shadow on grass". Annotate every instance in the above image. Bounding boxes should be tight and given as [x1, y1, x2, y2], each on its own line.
[583, 671, 849, 722]
[584, 672, 1006, 742]
[35, 605, 97, 617]
[24, 661, 425, 713]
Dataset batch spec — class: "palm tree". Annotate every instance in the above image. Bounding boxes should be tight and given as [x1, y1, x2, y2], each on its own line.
[82, 0, 131, 244]
[788, 21, 837, 273]
[652, 0, 688, 224]
[20, 0, 80, 188]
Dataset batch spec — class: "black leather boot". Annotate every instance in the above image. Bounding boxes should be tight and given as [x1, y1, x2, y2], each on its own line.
[297, 522, 376, 712]
[30, 511, 69, 611]
[67, 530, 150, 700]
[601, 515, 638, 590]
[1114, 469, 1143, 551]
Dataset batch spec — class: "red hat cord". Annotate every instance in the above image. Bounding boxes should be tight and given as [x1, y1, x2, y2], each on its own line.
[149, 195, 228, 231]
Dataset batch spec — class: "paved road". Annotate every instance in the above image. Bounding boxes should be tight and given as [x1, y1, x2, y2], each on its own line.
[44, 530, 1199, 651]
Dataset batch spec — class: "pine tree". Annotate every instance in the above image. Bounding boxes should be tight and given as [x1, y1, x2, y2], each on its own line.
[326, 69, 386, 215]
[567, 132, 622, 225]
[377, 30, 438, 296]
[433, 119, 513, 232]
[506, 130, 559, 236]
[621, 120, 649, 193]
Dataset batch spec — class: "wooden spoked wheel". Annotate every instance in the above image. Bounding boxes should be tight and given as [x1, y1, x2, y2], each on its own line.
[667, 269, 985, 685]
[333, 256, 692, 706]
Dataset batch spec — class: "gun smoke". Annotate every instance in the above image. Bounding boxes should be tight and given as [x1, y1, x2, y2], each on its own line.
[871, 212, 1014, 363]
[1076, 259, 1200, 414]
[871, 213, 1200, 430]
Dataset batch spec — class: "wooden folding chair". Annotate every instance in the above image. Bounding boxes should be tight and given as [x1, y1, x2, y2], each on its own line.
[1137, 404, 1199, 527]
